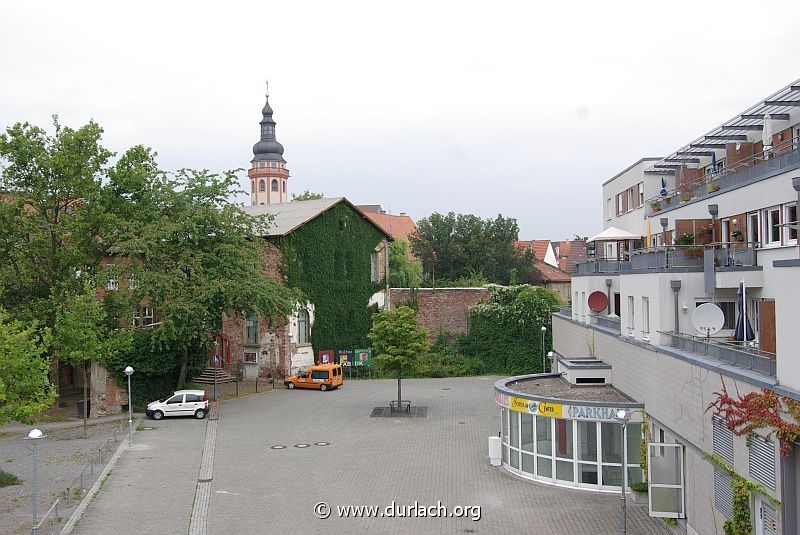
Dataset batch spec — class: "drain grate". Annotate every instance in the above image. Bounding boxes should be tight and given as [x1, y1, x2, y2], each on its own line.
[314, 441, 330, 446]
[270, 445, 287, 450]
[294, 443, 310, 448]
[370, 406, 428, 418]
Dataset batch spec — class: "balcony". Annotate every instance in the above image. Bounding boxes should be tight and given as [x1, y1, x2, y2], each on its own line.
[659, 331, 776, 377]
[577, 244, 758, 275]
[646, 136, 800, 217]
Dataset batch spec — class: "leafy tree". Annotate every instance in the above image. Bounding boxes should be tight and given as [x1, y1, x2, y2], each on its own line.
[0, 309, 55, 425]
[55, 288, 132, 437]
[108, 167, 299, 389]
[388, 239, 422, 288]
[291, 190, 324, 201]
[368, 306, 428, 408]
[0, 118, 116, 386]
[409, 212, 533, 285]
[464, 285, 562, 375]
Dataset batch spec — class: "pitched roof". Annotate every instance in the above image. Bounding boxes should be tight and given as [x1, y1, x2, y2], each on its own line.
[515, 240, 551, 261]
[240, 197, 392, 239]
[362, 212, 417, 242]
[554, 239, 587, 275]
[531, 259, 571, 283]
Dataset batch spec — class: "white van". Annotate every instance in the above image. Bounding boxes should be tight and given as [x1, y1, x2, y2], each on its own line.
[146, 390, 208, 420]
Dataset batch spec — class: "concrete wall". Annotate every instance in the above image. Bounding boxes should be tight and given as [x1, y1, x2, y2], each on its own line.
[390, 287, 490, 342]
[553, 314, 781, 535]
[602, 158, 662, 232]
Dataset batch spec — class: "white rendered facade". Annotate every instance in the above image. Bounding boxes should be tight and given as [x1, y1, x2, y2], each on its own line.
[556, 79, 800, 535]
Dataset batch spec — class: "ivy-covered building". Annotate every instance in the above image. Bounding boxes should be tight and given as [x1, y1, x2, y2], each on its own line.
[222, 197, 391, 378]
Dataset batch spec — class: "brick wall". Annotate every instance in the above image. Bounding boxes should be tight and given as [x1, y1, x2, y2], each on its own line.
[726, 142, 754, 172]
[390, 288, 490, 342]
[90, 362, 128, 417]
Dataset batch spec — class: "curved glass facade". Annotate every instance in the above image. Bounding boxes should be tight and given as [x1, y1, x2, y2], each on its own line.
[496, 376, 645, 492]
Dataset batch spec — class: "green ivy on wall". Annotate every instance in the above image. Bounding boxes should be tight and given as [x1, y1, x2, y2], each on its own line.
[463, 285, 562, 375]
[277, 201, 386, 355]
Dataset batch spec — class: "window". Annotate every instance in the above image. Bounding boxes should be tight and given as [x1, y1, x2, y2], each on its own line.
[638, 183, 644, 207]
[371, 251, 379, 282]
[696, 301, 735, 330]
[626, 189, 633, 212]
[259, 179, 266, 192]
[251, 180, 255, 193]
[245, 313, 259, 345]
[297, 309, 310, 344]
[786, 204, 797, 242]
[166, 395, 183, 404]
[627, 296, 634, 334]
[606, 198, 612, 220]
[766, 207, 781, 244]
[282, 180, 286, 193]
[271, 179, 279, 192]
[133, 307, 155, 327]
[617, 194, 623, 216]
[748, 212, 759, 245]
[311, 370, 329, 380]
[642, 297, 650, 334]
[185, 393, 203, 402]
[105, 264, 118, 291]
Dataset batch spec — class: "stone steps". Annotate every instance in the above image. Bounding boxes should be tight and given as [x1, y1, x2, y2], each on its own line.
[192, 367, 236, 384]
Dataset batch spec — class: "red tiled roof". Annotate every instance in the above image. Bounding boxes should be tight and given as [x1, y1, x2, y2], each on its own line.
[554, 239, 587, 274]
[514, 240, 551, 262]
[363, 212, 417, 242]
[531, 259, 571, 283]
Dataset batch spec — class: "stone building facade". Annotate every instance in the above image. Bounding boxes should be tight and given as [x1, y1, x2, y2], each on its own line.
[390, 288, 490, 342]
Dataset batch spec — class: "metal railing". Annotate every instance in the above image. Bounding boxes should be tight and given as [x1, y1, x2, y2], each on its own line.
[578, 244, 758, 275]
[590, 314, 621, 331]
[646, 136, 800, 216]
[32, 416, 140, 534]
[659, 330, 776, 377]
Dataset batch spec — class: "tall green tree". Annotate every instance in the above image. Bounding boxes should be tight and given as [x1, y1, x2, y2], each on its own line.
[55, 288, 132, 437]
[0, 309, 55, 425]
[409, 211, 533, 285]
[368, 306, 428, 408]
[388, 239, 422, 288]
[291, 190, 324, 201]
[108, 167, 299, 389]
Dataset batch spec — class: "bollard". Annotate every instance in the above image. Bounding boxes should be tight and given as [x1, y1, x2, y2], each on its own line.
[255, 375, 259, 393]
[271, 375, 275, 389]
[79, 472, 84, 491]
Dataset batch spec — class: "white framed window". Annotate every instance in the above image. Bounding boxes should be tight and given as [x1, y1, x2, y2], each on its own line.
[133, 307, 155, 328]
[765, 206, 781, 245]
[785, 203, 797, 244]
[245, 313, 259, 345]
[617, 194, 623, 216]
[606, 198, 612, 220]
[642, 297, 650, 335]
[626, 189, 633, 212]
[748, 212, 759, 245]
[105, 264, 118, 291]
[297, 309, 310, 344]
[647, 443, 685, 518]
[627, 296, 634, 335]
[638, 182, 644, 207]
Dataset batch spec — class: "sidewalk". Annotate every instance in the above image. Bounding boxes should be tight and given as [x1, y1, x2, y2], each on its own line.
[2, 413, 129, 434]
[70, 417, 207, 535]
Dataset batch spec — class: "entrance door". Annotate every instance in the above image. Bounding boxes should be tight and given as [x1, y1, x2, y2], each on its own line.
[613, 293, 621, 317]
[647, 443, 685, 519]
[755, 495, 778, 535]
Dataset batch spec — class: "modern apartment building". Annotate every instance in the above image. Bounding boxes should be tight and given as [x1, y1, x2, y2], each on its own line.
[554, 78, 800, 535]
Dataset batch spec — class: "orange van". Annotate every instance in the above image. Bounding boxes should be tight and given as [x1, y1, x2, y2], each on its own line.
[285, 364, 343, 391]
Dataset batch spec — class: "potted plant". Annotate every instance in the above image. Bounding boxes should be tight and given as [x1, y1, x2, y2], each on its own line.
[731, 229, 743, 242]
[675, 233, 694, 246]
[707, 182, 720, 193]
[686, 245, 704, 257]
[650, 200, 661, 212]
[630, 481, 648, 505]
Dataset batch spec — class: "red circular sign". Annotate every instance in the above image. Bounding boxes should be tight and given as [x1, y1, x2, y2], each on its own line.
[587, 291, 609, 313]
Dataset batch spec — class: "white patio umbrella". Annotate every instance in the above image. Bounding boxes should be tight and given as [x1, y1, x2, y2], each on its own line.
[762, 113, 773, 152]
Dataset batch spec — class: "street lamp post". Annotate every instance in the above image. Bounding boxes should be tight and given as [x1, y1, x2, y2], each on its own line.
[24, 429, 46, 535]
[213, 339, 219, 401]
[547, 351, 554, 372]
[614, 409, 632, 535]
[124, 366, 134, 446]
[540, 326, 547, 373]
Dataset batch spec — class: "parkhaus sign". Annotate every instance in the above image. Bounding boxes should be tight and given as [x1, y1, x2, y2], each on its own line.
[496, 392, 630, 422]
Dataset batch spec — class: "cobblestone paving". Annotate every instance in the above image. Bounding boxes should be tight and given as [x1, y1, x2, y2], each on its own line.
[211, 377, 673, 535]
[0, 419, 126, 535]
[71, 418, 206, 535]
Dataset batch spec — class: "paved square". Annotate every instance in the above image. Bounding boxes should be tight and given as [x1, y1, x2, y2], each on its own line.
[211, 377, 672, 535]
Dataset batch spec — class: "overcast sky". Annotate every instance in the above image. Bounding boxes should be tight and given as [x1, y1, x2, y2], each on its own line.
[2, 1, 798, 240]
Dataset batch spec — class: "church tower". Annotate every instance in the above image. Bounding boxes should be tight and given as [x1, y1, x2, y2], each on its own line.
[248, 83, 289, 205]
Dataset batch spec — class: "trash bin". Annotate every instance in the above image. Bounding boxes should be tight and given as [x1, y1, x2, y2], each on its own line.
[76, 399, 91, 418]
[488, 436, 502, 466]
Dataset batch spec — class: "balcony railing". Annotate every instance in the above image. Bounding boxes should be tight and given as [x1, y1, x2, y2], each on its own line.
[646, 136, 800, 217]
[590, 314, 621, 330]
[659, 330, 776, 377]
[577, 244, 758, 275]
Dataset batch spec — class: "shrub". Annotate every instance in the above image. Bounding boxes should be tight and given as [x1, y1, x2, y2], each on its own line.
[0, 469, 21, 487]
[630, 481, 648, 493]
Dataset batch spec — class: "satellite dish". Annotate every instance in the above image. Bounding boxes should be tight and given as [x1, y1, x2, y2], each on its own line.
[587, 291, 609, 313]
[692, 303, 724, 336]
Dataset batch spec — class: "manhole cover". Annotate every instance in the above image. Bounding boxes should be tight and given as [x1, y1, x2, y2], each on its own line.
[442, 388, 451, 390]
[370, 406, 429, 418]
[140, 426, 156, 431]
[270, 445, 287, 450]
[314, 441, 330, 446]
[294, 443, 310, 448]
[458, 422, 466, 425]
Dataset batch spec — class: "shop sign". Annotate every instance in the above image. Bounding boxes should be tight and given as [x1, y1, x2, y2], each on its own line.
[509, 396, 563, 418]
[353, 348, 372, 366]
